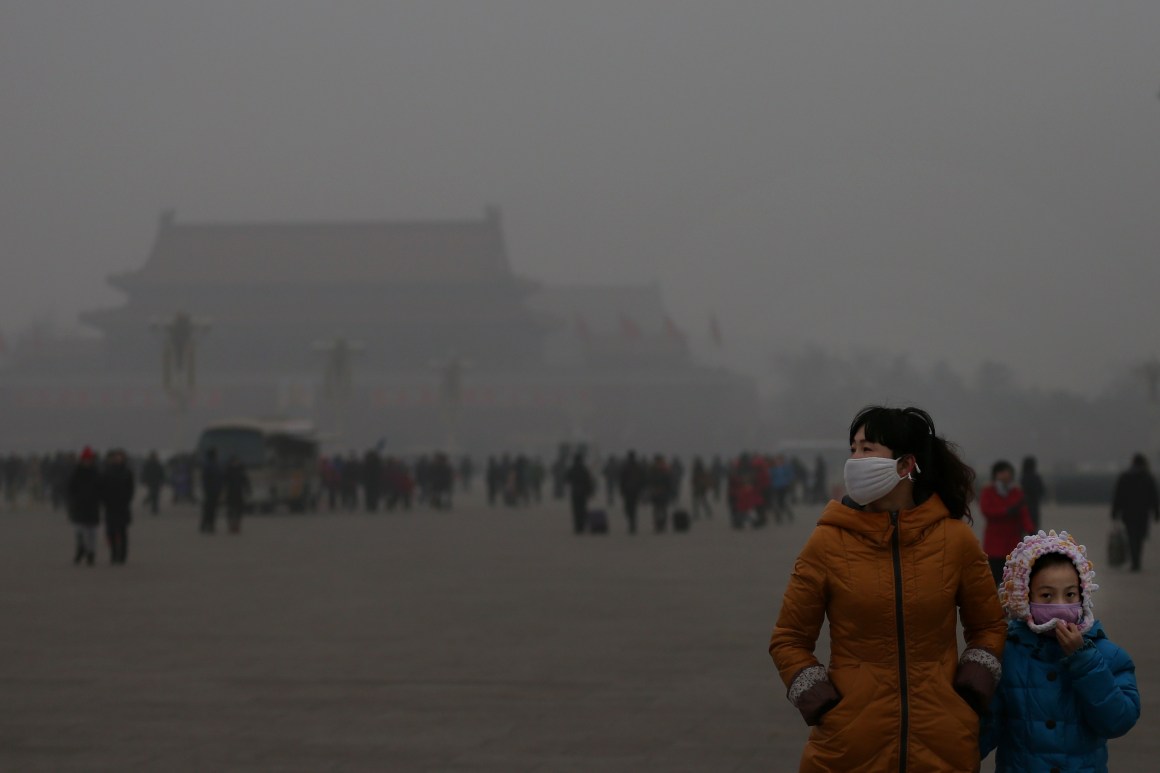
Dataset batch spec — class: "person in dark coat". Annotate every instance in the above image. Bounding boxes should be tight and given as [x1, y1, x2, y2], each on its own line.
[1111, 453, 1160, 572]
[1020, 455, 1046, 532]
[68, 447, 102, 565]
[223, 456, 251, 534]
[618, 451, 646, 534]
[142, 450, 165, 516]
[648, 455, 673, 533]
[200, 448, 222, 534]
[101, 449, 135, 564]
[363, 450, 382, 512]
[566, 454, 594, 534]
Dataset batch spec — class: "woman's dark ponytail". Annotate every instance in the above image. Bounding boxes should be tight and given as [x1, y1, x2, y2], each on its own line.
[923, 433, 976, 523]
[849, 405, 976, 522]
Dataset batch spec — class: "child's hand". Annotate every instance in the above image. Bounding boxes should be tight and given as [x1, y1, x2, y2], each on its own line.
[1055, 621, 1084, 656]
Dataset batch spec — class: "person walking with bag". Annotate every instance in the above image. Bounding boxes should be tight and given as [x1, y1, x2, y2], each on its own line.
[618, 451, 646, 534]
[1111, 453, 1159, 572]
[566, 454, 594, 534]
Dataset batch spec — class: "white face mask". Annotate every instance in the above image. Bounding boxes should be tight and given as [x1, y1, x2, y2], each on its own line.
[843, 456, 909, 507]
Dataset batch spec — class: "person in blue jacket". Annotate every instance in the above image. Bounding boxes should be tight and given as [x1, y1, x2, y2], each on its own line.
[981, 529, 1139, 772]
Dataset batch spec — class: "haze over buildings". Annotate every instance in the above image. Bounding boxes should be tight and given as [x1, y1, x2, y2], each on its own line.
[1, 208, 756, 452]
[3, 2, 1160, 402]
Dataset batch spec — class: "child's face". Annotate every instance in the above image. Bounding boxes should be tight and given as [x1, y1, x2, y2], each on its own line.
[1030, 563, 1081, 605]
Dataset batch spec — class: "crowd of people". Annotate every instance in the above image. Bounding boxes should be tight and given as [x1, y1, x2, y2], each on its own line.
[60, 447, 136, 566]
[484, 455, 547, 506]
[556, 451, 824, 535]
[8, 402, 1152, 771]
[466, 449, 823, 535]
[0, 450, 198, 514]
[5, 440, 1159, 582]
[9, 415, 1160, 773]
[317, 451, 461, 512]
[1, 446, 475, 565]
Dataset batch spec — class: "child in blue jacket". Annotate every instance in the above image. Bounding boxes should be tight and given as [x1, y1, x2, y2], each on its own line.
[981, 530, 1140, 772]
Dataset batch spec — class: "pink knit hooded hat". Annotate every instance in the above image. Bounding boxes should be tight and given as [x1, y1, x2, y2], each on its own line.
[999, 529, 1098, 634]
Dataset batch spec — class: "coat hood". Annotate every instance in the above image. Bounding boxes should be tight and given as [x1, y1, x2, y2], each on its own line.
[1000, 530, 1098, 635]
[819, 493, 952, 547]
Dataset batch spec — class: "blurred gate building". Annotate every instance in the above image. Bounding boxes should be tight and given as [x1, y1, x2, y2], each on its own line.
[1, 208, 757, 454]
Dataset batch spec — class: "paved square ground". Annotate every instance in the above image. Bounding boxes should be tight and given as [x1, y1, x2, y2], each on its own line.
[1, 496, 1154, 771]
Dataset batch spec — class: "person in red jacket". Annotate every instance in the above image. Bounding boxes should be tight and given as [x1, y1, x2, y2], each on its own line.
[980, 459, 1035, 585]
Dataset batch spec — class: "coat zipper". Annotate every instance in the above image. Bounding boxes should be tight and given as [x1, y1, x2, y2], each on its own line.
[890, 511, 909, 773]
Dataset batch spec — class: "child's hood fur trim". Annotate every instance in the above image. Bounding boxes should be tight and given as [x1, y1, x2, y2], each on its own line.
[1000, 529, 1098, 634]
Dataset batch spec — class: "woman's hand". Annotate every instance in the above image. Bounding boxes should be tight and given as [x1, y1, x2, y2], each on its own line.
[1055, 621, 1084, 656]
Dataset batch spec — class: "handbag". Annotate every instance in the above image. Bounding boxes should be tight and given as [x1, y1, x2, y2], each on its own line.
[1107, 522, 1128, 568]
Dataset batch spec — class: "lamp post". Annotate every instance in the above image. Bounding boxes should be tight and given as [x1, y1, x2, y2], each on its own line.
[314, 338, 363, 443]
[150, 311, 211, 449]
[432, 353, 470, 454]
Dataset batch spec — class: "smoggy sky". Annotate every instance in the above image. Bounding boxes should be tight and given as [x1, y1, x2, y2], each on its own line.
[2, 1, 1159, 393]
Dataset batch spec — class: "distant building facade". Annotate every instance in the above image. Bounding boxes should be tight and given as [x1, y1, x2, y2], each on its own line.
[82, 207, 549, 374]
[1, 209, 757, 454]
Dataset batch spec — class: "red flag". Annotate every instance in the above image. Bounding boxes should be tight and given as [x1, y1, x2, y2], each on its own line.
[709, 314, 724, 348]
[619, 314, 641, 340]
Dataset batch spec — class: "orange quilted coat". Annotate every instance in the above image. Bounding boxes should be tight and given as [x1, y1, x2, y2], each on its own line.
[769, 495, 1006, 772]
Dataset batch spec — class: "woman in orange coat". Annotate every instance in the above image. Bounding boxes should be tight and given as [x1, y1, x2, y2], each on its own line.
[770, 406, 1007, 772]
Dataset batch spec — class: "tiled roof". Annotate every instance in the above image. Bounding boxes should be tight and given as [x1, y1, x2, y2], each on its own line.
[113, 208, 516, 286]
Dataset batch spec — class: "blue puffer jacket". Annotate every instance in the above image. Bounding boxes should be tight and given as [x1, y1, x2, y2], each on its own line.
[980, 619, 1139, 772]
